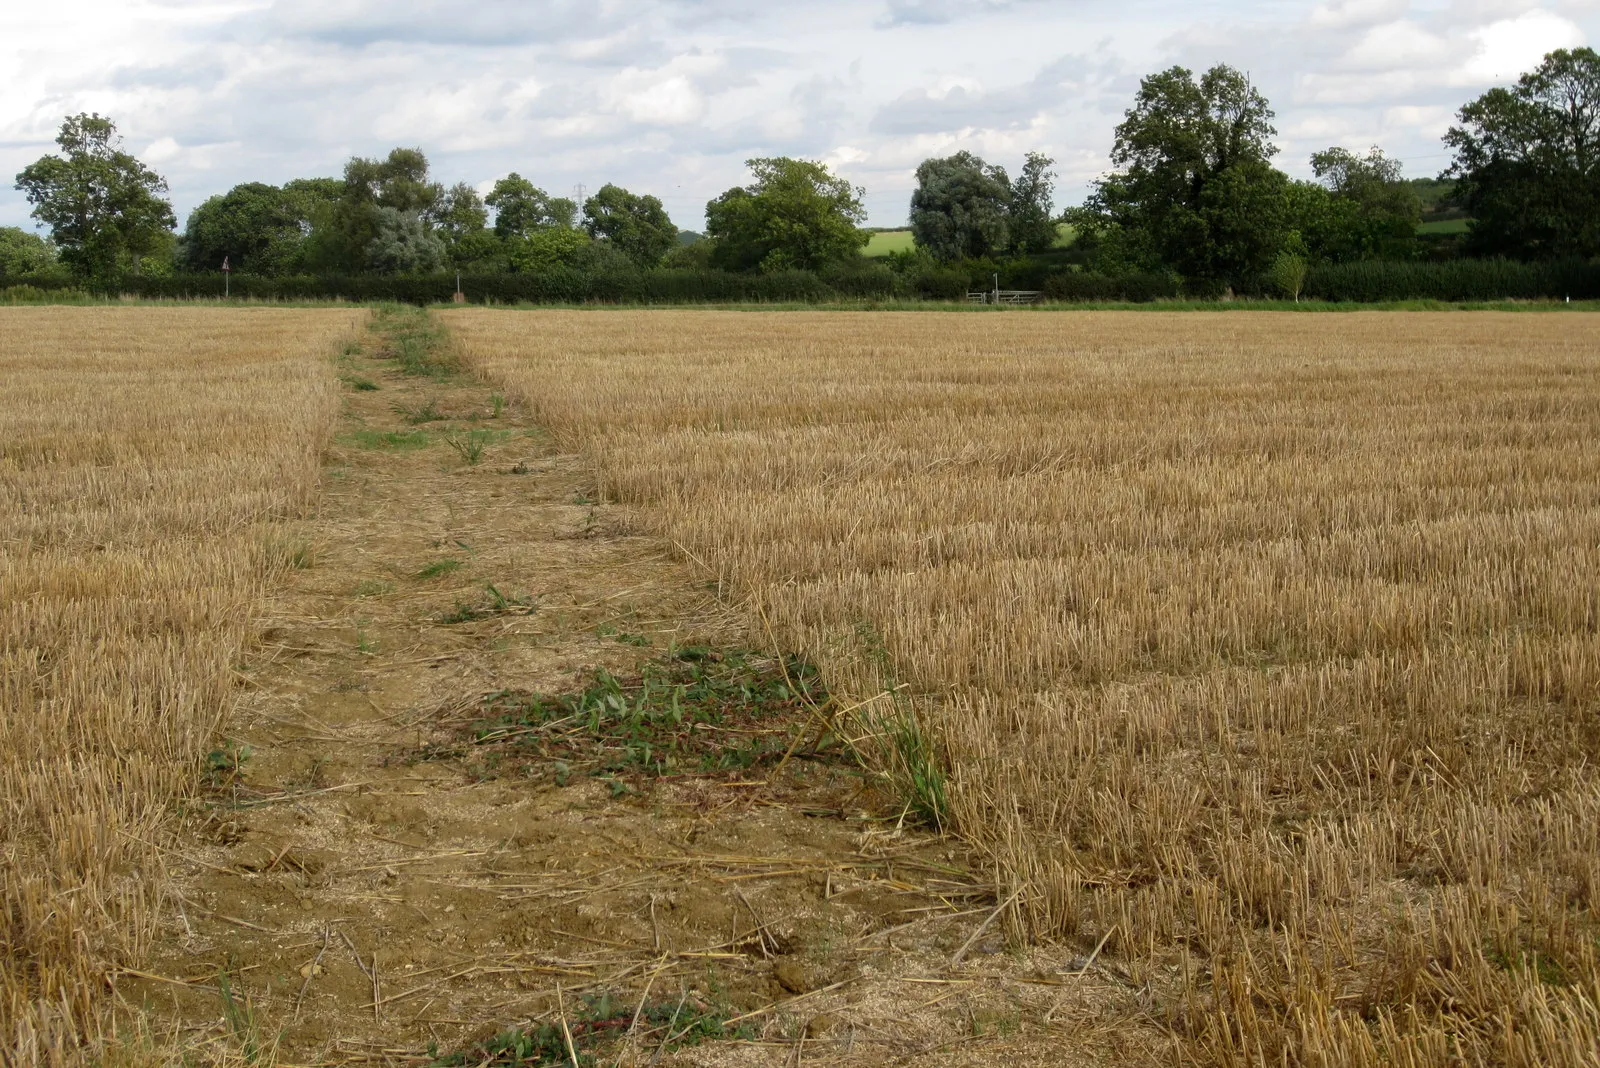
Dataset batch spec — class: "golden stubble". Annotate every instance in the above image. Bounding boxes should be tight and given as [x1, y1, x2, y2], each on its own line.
[0, 307, 362, 1061]
[447, 308, 1600, 1066]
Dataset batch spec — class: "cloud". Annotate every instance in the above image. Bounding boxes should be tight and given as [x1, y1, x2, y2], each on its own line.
[869, 52, 1119, 136]
[1465, 10, 1585, 81]
[878, 0, 1037, 27]
[2, 0, 1599, 232]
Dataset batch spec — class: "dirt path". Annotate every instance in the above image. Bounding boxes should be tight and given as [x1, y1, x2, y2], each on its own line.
[126, 310, 1141, 1066]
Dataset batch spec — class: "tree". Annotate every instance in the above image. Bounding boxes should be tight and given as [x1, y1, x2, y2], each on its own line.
[705, 158, 868, 272]
[582, 184, 677, 267]
[1309, 146, 1419, 258]
[909, 151, 1011, 261]
[1445, 47, 1600, 259]
[1075, 65, 1287, 282]
[178, 182, 311, 274]
[308, 148, 445, 272]
[487, 175, 575, 238]
[1010, 152, 1059, 254]
[14, 113, 175, 278]
[0, 227, 58, 277]
[365, 207, 448, 273]
[505, 227, 587, 271]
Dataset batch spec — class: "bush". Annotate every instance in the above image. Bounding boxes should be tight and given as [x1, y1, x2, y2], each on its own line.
[1304, 259, 1600, 302]
[1, 284, 86, 303]
[1043, 271, 1180, 303]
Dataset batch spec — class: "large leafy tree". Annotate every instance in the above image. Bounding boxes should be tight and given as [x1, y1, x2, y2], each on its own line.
[0, 227, 58, 277]
[705, 158, 868, 272]
[365, 207, 448, 273]
[428, 182, 502, 266]
[487, 174, 576, 238]
[1074, 65, 1286, 282]
[309, 148, 444, 271]
[1445, 47, 1600, 259]
[582, 184, 677, 267]
[1009, 151, 1059, 255]
[14, 113, 175, 278]
[909, 151, 1011, 261]
[179, 182, 315, 274]
[1284, 147, 1421, 263]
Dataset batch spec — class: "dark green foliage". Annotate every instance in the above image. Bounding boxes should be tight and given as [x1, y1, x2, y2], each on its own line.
[1043, 271, 1182, 302]
[308, 148, 445, 272]
[14, 113, 175, 279]
[1074, 65, 1286, 284]
[0, 226, 59, 278]
[1009, 152, 1059, 255]
[455, 645, 827, 782]
[705, 157, 869, 271]
[1284, 147, 1421, 262]
[909, 151, 1012, 261]
[1301, 258, 1600, 302]
[1446, 47, 1600, 260]
[487, 174, 576, 238]
[178, 182, 324, 275]
[582, 183, 678, 267]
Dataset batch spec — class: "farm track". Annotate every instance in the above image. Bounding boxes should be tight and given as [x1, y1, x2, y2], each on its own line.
[129, 313, 1140, 1066]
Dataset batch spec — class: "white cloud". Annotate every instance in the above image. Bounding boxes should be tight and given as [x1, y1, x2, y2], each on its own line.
[1464, 9, 1585, 81]
[3, 0, 1600, 230]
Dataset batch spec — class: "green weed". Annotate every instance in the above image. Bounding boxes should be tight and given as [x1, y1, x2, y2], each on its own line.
[436, 583, 534, 624]
[597, 622, 651, 646]
[451, 645, 827, 783]
[341, 375, 380, 391]
[398, 398, 445, 424]
[204, 742, 252, 787]
[216, 972, 275, 1064]
[354, 578, 394, 597]
[429, 991, 749, 1066]
[445, 428, 493, 465]
[490, 392, 506, 418]
[415, 558, 463, 580]
[347, 428, 430, 450]
[372, 303, 458, 377]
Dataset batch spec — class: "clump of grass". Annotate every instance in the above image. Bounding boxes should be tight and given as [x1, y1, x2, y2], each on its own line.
[597, 622, 651, 646]
[448, 645, 827, 782]
[397, 398, 444, 424]
[415, 557, 462, 580]
[490, 391, 506, 418]
[354, 578, 394, 597]
[340, 374, 379, 391]
[372, 303, 458, 377]
[348, 428, 430, 450]
[436, 583, 534, 624]
[430, 991, 749, 1066]
[444, 428, 493, 465]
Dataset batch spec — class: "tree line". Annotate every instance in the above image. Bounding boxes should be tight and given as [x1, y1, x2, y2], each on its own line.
[5, 48, 1598, 300]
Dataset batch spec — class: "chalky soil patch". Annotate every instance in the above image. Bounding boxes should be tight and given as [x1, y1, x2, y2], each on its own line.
[127, 308, 1144, 1066]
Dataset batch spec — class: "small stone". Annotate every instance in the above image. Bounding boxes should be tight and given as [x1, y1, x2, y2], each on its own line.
[298, 961, 322, 979]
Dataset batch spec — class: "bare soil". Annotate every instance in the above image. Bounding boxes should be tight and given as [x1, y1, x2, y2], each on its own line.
[120, 316, 1151, 1066]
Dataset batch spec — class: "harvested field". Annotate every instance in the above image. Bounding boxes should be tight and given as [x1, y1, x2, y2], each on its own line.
[0, 307, 362, 1060]
[448, 308, 1600, 1065]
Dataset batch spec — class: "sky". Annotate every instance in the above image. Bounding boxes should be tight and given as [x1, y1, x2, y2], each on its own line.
[1, 0, 1593, 233]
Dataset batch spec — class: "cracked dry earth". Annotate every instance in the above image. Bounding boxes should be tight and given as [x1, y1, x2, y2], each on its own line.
[124, 318, 1149, 1066]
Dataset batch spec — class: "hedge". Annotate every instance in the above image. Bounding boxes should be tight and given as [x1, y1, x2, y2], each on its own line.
[1300, 259, 1600, 302]
[4, 257, 1598, 305]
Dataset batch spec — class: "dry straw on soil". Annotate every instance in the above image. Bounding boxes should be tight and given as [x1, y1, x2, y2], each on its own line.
[0, 307, 360, 1062]
[448, 308, 1600, 1066]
